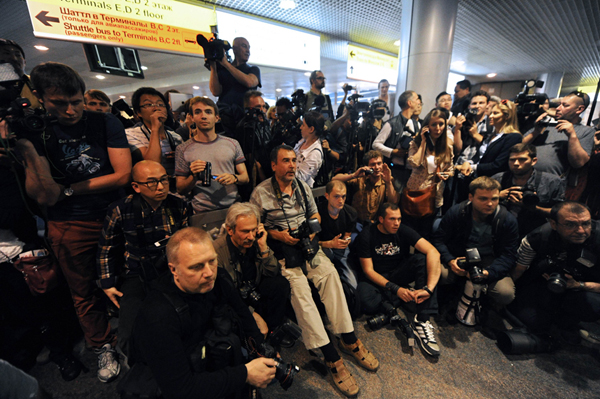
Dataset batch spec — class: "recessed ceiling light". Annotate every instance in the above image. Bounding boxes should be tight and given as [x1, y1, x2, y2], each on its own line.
[95, 75, 106, 80]
[487, 73, 497, 78]
[304, 72, 311, 77]
[276, 88, 282, 92]
[393, 40, 400, 46]
[141, 66, 148, 70]
[279, 0, 296, 10]
[119, 95, 126, 99]
[193, 85, 200, 90]
[34, 45, 49, 51]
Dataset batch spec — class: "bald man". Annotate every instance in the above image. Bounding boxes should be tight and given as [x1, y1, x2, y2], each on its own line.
[97, 160, 191, 358]
[208, 36, 262, 111]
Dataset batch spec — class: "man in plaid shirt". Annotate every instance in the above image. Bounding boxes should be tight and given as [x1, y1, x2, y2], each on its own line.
[97, 160, 190, 358]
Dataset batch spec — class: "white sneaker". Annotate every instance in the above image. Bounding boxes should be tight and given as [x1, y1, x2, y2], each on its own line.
[95, 343, 120, 383]
[411, 315, 440, 357]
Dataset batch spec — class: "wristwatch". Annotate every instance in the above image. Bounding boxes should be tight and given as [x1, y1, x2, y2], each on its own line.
[259, 248, 270, 256]
[579, 281, 585, 290]
[63, 185, 74, 197]
[422, 286, 433, 296]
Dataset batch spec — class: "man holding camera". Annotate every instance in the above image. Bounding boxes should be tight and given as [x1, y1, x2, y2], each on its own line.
[372, 90, 420, 191]
[13, 62, 132, 383]
[333, 150, 399, 228]
[250, 145, 378, 397]
[175, 96, 249, 212]
[431, 177, 519, 311]
[97, 160, 190, 359]
[523, 91, 595, 179]
[209, 37, 261, 110]
[354, 203, 442, 357]
[510, 202, 600, 343]
[0, 38, 40, 110]
[492, 143, 565, 238]
[132, 227, 276, 399]
[213, 202, 290, 336]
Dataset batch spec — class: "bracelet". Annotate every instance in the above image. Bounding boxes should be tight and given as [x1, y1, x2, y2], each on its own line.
[233, 174, 239, 183]
[422, 286, 433, 296]
[385, 282, 401, 294]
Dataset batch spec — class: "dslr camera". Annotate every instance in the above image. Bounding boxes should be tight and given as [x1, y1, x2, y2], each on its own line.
[289, 218, 321, 261]
[258, 322, 302, 390]
[0, 97, 50, 141]
[366, 301, 396, 330]
[545, 249, 596, 294]
[239, 281, 261, 307]
[509, 184, 539, 206]
[197, 28, 232, 70]
[457, 248, 486, 284]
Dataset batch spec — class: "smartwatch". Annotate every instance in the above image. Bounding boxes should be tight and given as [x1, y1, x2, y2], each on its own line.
[64, 185, 74, 197]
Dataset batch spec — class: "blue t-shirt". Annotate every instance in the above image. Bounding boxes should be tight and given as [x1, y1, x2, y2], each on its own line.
[217, 63, 261, 108]
[33, 111, 129, 221]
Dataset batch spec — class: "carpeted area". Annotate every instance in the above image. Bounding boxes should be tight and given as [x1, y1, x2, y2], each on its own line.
[28, 311, 600, 399]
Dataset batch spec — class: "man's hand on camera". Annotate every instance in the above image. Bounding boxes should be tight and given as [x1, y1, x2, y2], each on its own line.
[245, 357, 276, 388]
[532, 112, 549, 135]
[326, 234, 350, 249]
[102, 287, 124, 309]
[504, 187, 523, 204]
[449, 258, 467, 277]
[467, 269, 489, 281]
[271, 229, 300, 246]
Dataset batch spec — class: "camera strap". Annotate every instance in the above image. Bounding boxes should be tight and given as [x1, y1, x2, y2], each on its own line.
[270, 176, 310, 232]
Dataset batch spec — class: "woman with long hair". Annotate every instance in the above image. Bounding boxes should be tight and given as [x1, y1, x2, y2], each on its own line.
[402, 107, 454, 236]
[455, 100, 522, 178]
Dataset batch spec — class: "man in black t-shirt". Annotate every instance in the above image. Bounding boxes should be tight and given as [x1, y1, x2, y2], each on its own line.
[318, 181, 358, 288]
[354, 203, 442, 356]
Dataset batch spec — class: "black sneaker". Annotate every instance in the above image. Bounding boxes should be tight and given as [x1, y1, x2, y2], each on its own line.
[53, 353, 84, 381]
[411, 315, 440, 357]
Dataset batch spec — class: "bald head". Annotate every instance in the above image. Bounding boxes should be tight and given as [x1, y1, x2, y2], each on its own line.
[232, 37, 250, 64]
[132, 160, 165, 182]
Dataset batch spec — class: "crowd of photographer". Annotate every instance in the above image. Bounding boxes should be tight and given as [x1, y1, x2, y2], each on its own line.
[2, 34, 600, 399]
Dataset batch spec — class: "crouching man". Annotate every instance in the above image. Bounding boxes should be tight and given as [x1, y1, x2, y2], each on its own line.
[131, 227, 275, 399]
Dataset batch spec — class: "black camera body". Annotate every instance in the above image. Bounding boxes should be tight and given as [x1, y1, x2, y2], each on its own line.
[366, 301, 396, 330]
[537, 115, 558, 127]
[457, 248, 486, 284]
[0, 97, 51, 141]
[510, 184, 540, 206]
[464, 108, 480, 123]
[239, 281, 261, 307]
[197, 33, 232, 70]
[364, 168, 375, 176]
[259, 322, 302, 390]
[290, 218, 321, 261]
[543, 248, 596, 294]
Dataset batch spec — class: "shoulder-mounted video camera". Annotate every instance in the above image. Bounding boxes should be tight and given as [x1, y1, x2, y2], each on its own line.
[197, 27, 232, 71]
[0, 97, 51, 141]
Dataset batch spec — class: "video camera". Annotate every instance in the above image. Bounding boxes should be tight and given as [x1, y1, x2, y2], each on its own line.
[289, 218, 321, 261]
[197, 26, 232, 71]
[256, 322, 302, 390]
[542, 248, 596, 294]
[0, 97, 51, 141]
[457, 248, 486, 284]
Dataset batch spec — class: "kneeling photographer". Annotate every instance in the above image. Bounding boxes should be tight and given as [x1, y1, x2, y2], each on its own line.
[431, 177, 520, 325]
[493, 144, 565, 238]
[509, 202, 600, 347]
[127, 227, 279, 399]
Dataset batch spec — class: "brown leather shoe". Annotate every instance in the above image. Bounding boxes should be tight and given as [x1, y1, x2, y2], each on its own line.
[326, 358, 359, 397]
[339, 338, 380, 371]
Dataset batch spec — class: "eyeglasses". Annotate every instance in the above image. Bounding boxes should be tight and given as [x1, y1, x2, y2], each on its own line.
[140, 103, 166, 109]
[134, 176, 170, 190]
[557, 220, 592, 230]
[315, 77, 326, 81]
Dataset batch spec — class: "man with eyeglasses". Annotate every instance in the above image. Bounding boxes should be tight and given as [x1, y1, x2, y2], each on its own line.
[126, 87, 183, 182]
[511, 202, 600, 344]
[305, 70, 334, 129]
[13, 62, 131, 383]
[523, 91, 595, 180]
[97, 160, 190, 360]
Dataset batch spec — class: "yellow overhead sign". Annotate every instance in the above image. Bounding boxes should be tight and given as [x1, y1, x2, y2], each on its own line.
[25, 0, 214, 55]
[347, 44, 398, 85]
